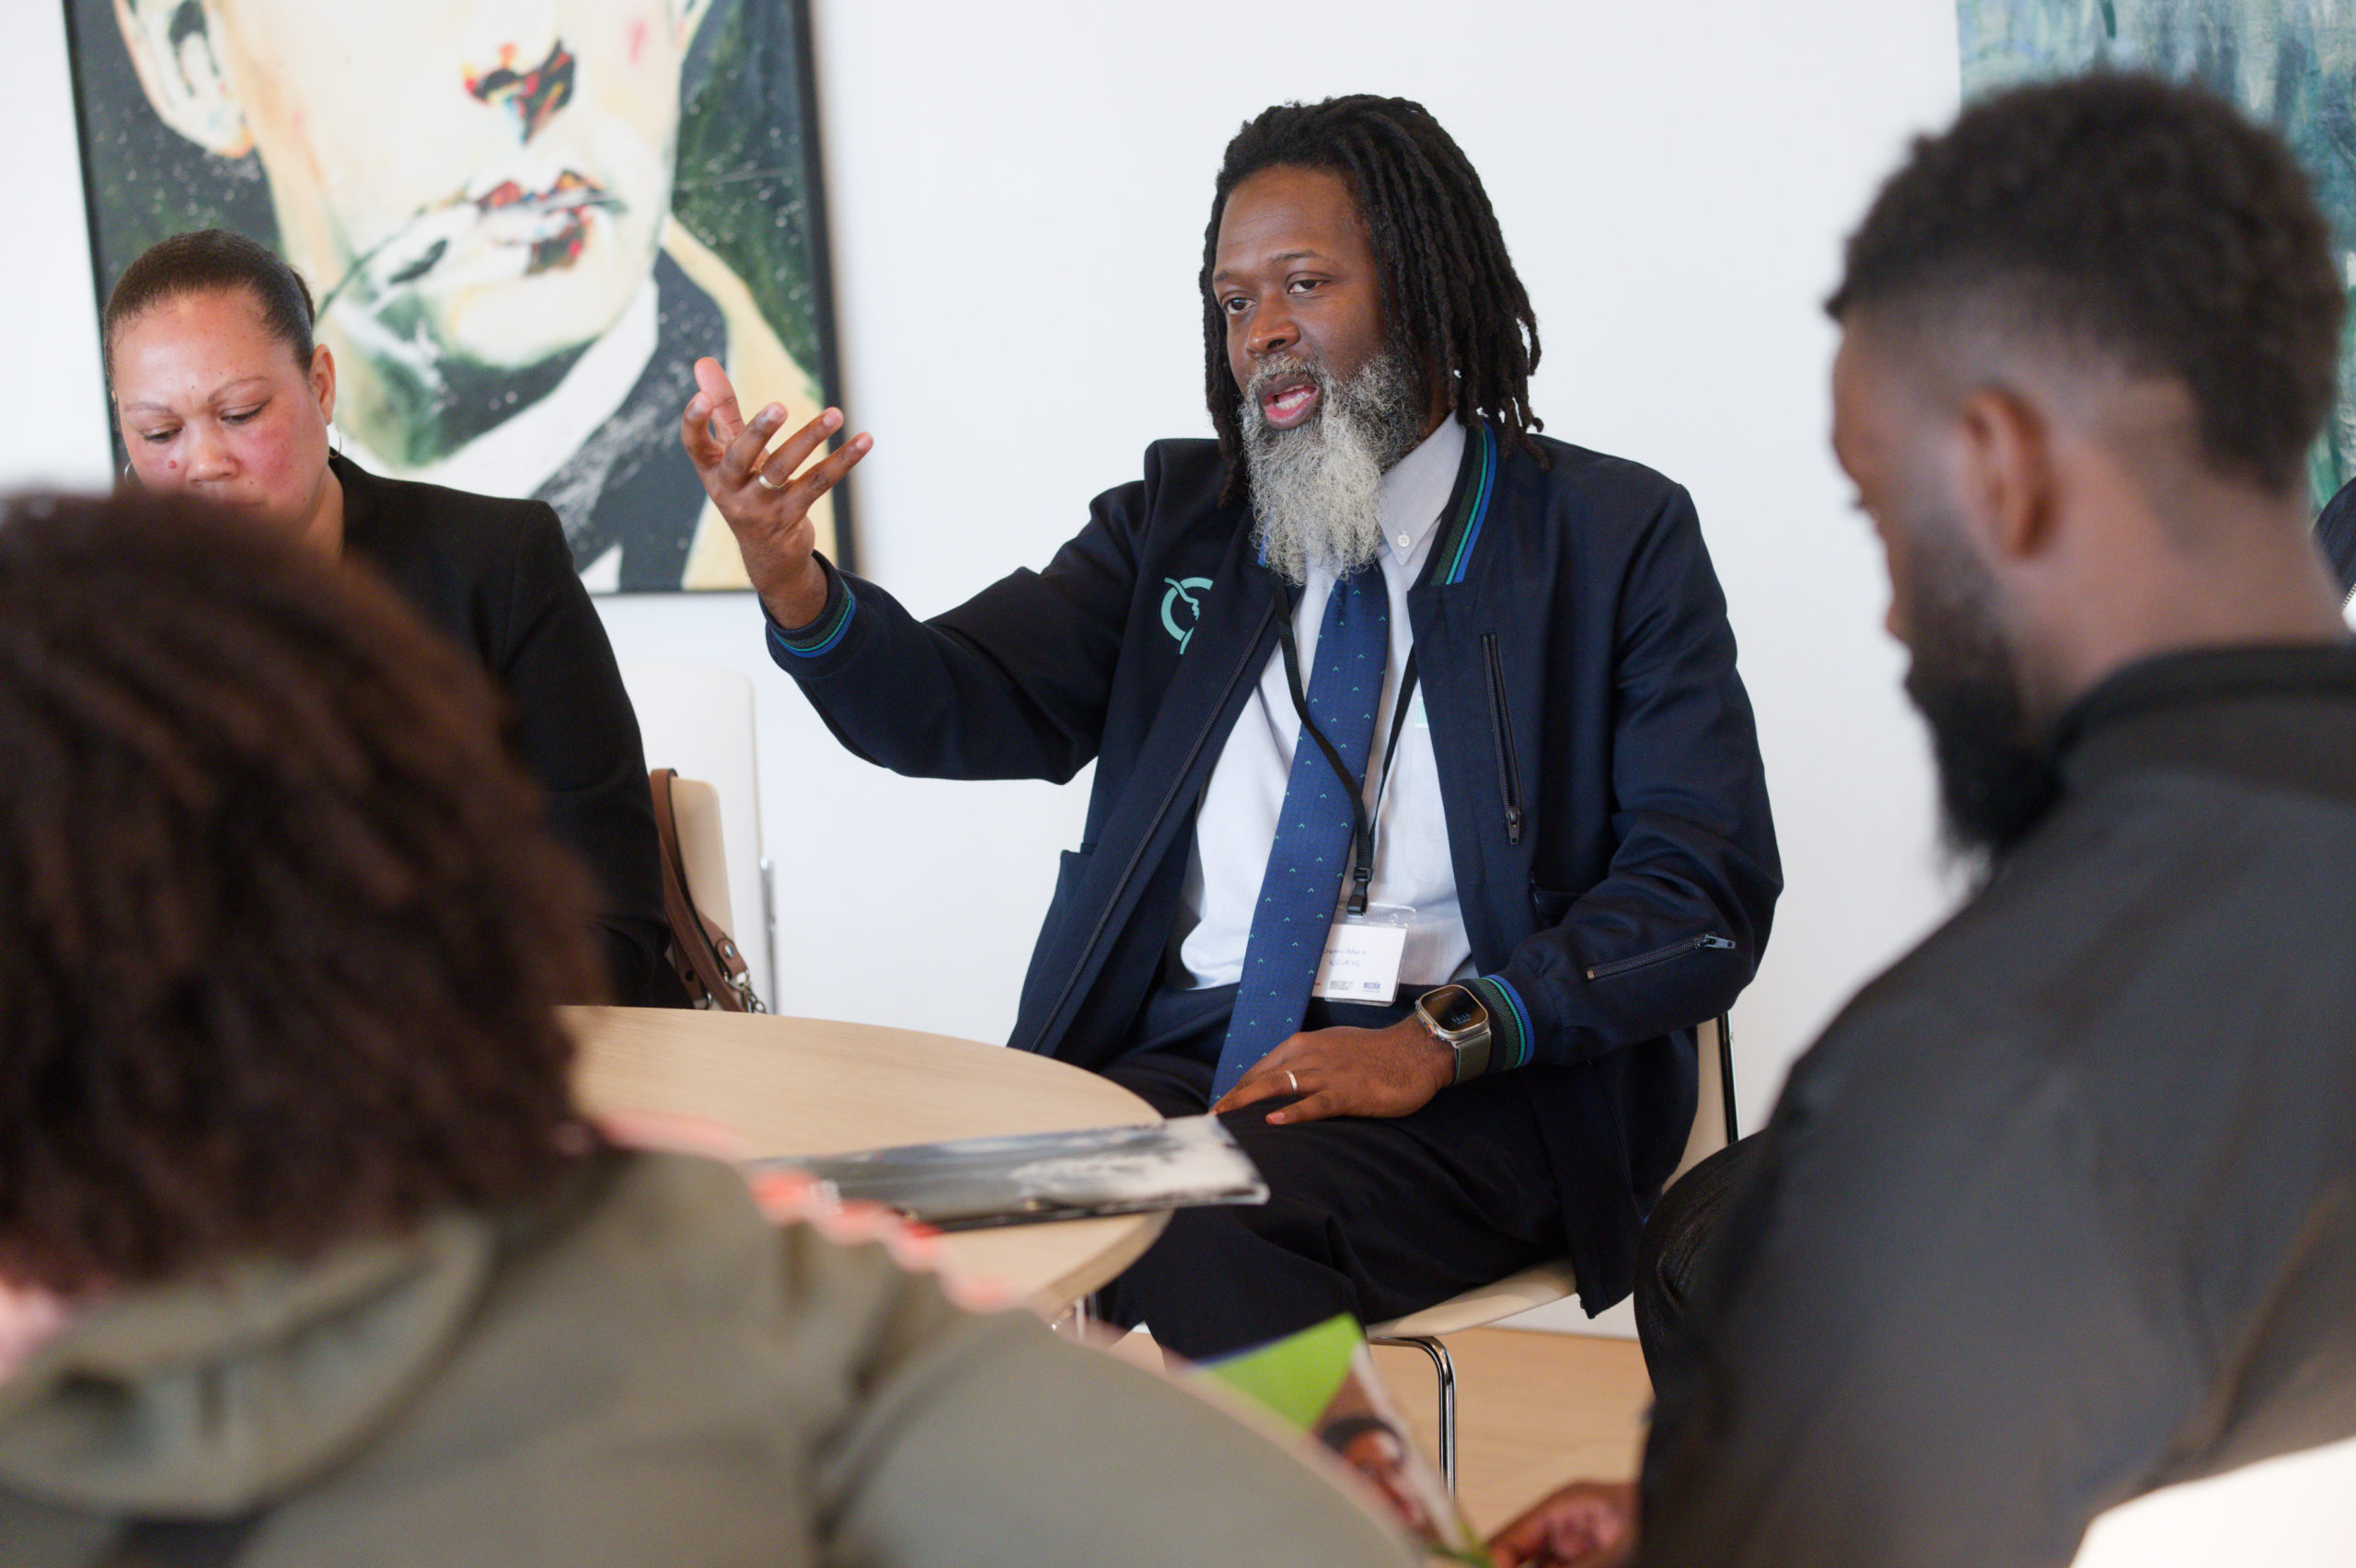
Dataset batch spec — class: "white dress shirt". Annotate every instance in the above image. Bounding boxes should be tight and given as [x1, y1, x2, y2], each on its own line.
[1172, 418, 1474, 990]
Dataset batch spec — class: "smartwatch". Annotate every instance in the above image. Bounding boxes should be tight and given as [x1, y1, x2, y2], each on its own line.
[1414, 983, 1493, 1084]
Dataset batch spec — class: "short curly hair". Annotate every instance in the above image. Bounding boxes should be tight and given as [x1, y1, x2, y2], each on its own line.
[1830, 73, 2344, 496]
[0, 490, 605, 1293]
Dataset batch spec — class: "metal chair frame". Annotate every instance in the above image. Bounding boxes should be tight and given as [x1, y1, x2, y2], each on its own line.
[1370, 1013, 1739, 1494]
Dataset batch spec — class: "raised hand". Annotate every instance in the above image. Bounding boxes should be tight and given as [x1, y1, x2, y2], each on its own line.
[679, 356, 872, 628]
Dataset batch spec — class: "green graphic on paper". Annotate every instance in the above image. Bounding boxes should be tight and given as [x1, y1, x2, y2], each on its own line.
[1195, 1312, 1361, 1430]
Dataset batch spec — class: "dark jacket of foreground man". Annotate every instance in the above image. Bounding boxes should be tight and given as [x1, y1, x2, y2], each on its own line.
[1641, 646, 2356, 1568]
[0, 1153, 1413, 1567]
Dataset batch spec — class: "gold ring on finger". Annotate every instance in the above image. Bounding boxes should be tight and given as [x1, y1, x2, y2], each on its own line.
[1287, 1069, 1299, 1095]
[754, 469, 787, 491]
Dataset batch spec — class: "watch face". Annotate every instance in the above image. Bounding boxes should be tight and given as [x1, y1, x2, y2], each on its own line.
[1428, 986, 1484, 1034]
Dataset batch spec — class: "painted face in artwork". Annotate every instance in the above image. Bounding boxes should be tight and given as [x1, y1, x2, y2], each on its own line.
[117, 0, 711, 455]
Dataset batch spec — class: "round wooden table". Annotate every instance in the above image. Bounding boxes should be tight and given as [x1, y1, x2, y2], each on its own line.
[564, 1007, 1168, 1314]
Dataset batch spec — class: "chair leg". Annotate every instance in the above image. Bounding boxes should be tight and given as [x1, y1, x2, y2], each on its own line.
[1371, 1333, 1458, 1495]
[1049, 1294, 1097, 1339]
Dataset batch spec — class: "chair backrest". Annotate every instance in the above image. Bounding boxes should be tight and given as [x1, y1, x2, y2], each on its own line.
[618, 662, 768, 1000]
[2070, 1433, 2356, 1567]
[1669, 1015, 1734, 1186]
[667, 776, 734, 936]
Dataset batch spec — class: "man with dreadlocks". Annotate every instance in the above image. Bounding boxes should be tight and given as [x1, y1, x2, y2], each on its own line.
[680, 96, 1780, 1357]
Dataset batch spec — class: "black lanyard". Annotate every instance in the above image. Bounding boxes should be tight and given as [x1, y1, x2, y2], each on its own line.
[1275, 614, 1421, 916]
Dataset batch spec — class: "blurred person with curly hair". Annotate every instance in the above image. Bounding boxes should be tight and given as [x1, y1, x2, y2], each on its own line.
[0, 490, 1415, 1568]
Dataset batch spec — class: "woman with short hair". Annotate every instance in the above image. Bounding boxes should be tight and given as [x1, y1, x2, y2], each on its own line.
[102, 227, 680, 1005]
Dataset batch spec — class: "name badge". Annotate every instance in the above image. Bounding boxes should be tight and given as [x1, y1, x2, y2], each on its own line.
[1311, 910, 1410, 1004]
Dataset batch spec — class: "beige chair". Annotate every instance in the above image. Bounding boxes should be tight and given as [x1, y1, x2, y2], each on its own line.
[1367, 1014, 1739, 1493]
[666, 774, 737, 939]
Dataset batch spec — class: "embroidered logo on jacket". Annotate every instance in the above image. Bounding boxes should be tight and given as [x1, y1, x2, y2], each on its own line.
[1161, 576, 1213, 652]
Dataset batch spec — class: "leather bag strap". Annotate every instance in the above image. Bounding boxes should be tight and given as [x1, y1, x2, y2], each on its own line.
[647, 768, 763, 1012]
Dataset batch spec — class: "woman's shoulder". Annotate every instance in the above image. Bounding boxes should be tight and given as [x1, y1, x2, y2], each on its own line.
[336, 455, 570, 582]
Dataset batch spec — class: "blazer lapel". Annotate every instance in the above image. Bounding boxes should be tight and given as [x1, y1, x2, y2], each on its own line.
[1019, 522, 1282, 1055]
[1405, 421, 1517, 968]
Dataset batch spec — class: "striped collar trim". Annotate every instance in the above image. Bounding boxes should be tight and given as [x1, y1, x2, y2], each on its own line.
[1426, 421, 1500, 588]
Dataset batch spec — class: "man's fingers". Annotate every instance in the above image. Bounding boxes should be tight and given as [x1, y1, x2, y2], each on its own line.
[1486, 1484, 1634, 1568]
[1214, 1051, 1328, 1118]
[748, 406, 847, 488]
[1488, 1504, 1567, 1567]
[723, 402, 794, 484]
[1210, 1069, 1288, 1115]
[1263, 1088, 1343, 1125]
[679, 392, 727, 470]
[692, 356, 745, 443]
[775, 429, 871, 506]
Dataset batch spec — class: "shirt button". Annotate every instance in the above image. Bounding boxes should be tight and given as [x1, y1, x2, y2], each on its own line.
[1396, 535, 1411, 548]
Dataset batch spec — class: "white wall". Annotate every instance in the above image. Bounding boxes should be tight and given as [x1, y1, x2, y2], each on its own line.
[0, 0, 1969, 1136]
[4, 0, 110, 487]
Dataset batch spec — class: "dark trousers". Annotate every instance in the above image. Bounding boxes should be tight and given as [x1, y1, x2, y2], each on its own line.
[1094, 984, 1569, 1361]
[1632, 1133, 1762, 1388]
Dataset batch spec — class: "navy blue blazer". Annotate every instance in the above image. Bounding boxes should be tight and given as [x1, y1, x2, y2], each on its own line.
[768, 424, 1781, 1308]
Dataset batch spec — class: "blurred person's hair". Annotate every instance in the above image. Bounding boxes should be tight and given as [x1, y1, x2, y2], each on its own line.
[1830, 73, 2344, 497]
[0, 490, 604, 1293]
[102, 227, 318, 375]
[1203, 95, 1544, 502]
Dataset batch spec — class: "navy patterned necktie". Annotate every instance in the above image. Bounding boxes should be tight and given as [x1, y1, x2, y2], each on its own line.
[1212, 569, 1390, 1100]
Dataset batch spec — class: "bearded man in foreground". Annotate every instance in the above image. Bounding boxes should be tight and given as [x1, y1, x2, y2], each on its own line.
[681, 96, 1780, 1357]
[1496, 74, 2356, 1568]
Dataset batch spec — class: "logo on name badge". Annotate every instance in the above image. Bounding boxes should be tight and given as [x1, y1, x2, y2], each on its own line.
[1161, 576, 1213, 652]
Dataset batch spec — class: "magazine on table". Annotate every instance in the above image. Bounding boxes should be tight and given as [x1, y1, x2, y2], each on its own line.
[747, 1114, 1268, 1231]
[1195, 1314, 1487, 1563]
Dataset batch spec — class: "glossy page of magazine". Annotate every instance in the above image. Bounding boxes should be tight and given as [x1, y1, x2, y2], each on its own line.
[747, 1114, 1268, 1230]
[1195, 1315, 1487, 1564]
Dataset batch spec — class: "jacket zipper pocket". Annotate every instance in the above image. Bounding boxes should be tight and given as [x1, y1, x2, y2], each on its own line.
[1481, 632, 1525, 845]
[1586, 932, 1736, 982]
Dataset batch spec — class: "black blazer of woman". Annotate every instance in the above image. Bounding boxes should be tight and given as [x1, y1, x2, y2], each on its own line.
[333, 454, 678, 1005]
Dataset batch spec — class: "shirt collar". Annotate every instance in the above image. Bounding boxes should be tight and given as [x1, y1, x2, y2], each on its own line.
[1379, 418, 1467, 567]
[2053, 640, 2356, 775]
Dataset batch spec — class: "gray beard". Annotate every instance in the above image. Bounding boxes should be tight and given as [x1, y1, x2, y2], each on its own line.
[1240, 352, 1424, 585]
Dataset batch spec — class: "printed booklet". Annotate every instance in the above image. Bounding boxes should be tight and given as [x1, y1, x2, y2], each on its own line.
[748, 1114, 1267, 1230]
[1195, 1314, 1488, 1562]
